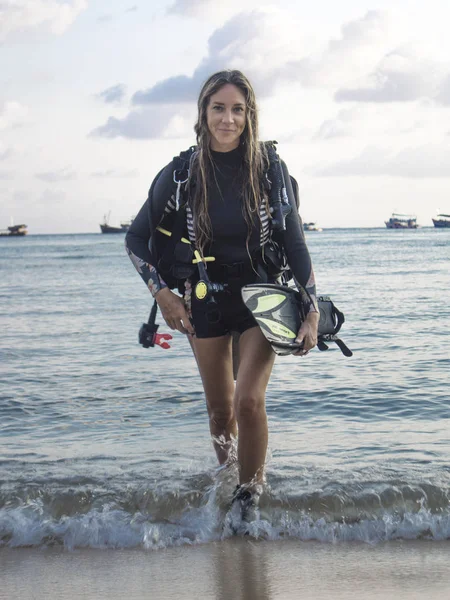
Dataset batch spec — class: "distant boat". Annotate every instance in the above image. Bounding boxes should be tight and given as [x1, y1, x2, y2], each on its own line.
[0, 224, 28, 237]
[304, 222, 322, 232]
[432, 213, 450, 228]
[385, 213, 418, 229]
[100, 212, 133, 234]
[119, 218, 134, 232]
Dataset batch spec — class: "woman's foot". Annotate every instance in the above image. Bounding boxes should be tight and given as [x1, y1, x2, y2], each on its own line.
[228, 484, 262, 531]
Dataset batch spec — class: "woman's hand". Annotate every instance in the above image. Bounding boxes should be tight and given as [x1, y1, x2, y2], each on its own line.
[292, 311, 319, 356]
[155, 287, 195, 336]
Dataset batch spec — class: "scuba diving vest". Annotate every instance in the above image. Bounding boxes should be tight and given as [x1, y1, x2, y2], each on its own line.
[148, 141, 299, 292]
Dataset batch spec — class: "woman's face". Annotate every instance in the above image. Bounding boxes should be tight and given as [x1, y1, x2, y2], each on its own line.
[206, 83, 246, 152]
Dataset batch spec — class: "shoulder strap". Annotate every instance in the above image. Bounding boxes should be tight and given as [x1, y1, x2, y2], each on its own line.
[173, 146, 197, 182]
[157, 146, 197, 272]
[290, 175, 300, 210]
[172, 146, 197, 210]
[263, 141, 292, 231]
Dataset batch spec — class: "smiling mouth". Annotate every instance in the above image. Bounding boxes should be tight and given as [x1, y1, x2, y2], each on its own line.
[218, 129, 236, 133]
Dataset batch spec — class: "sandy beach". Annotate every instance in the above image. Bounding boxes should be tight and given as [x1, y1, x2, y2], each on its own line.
[1, 539, 449, 600]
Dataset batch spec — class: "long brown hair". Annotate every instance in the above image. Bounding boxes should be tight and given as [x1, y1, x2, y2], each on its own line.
[191, 69, 267, 257]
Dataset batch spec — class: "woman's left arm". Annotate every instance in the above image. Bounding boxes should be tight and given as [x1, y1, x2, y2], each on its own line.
[280, 160, 319, 354]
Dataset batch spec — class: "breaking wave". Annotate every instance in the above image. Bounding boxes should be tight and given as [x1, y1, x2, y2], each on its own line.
[1, 476, 449, 550]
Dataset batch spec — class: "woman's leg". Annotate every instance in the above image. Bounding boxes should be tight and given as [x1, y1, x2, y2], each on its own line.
[190, 334, 237, 464]
[234, 326, 275, 486]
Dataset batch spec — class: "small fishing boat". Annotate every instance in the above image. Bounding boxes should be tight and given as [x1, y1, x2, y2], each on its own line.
[0, 224, 28, 237]
[119, 218, 134, 232]
[385, 213, 418, 229]
[303, 222, 322, 232]
[100, 212, 133, 234]
[432, 213, 450, 228]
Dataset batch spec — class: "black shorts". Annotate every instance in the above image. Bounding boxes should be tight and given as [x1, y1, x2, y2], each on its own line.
[189, 263, 267, 339]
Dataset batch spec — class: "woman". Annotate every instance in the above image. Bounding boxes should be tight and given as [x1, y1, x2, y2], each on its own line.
[125, 70, 319, 521]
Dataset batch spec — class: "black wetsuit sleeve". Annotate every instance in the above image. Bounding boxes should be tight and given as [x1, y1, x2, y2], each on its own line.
[124, 162, 175, 297]
[281, 160, 318, 313]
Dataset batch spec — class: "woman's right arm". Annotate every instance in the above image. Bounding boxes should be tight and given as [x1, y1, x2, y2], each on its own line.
[124, 162, 175, 297]
[124, 198, 168, 297]
[125, 163, 195, 335]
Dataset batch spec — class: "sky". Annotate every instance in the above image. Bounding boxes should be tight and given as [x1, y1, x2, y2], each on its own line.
[1, 0, 450, 233]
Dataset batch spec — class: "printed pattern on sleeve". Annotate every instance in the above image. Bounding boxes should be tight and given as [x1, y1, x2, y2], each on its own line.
[125, 243, 167, 297]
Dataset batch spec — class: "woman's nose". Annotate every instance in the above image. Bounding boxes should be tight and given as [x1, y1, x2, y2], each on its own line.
[221, 110, 234, 123]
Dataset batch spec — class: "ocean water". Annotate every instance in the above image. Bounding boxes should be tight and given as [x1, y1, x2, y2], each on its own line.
[0, 228, 449, 550]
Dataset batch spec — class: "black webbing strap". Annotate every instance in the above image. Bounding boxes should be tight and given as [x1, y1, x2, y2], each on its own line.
[173, 147, 195, 182]
[317, 335, 353, 357]
[332, 304, 345, 335]
[158, 203, 187, 274]
[265, 141, 291, 232]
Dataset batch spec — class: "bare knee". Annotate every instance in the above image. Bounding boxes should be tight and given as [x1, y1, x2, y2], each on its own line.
[235, 393, 266, 424]
[208, 406, 235, 430]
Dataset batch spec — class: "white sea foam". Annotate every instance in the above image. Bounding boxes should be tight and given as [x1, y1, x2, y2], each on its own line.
[1, 493, 449, 550]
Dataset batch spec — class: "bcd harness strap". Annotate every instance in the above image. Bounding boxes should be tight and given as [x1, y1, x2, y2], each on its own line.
[158, 146, 197, 272]
[173, 146, 195, 210]
[264, 141, 292, 232]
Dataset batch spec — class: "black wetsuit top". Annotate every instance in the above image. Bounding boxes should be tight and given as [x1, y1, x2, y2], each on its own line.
[205, 147, 260, 263]
[125, 145, 317, 310]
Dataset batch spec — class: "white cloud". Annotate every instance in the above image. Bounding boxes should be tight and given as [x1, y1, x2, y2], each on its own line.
[96, 14, 112, 24]
[132, 75, 198, 105]
[312, 103, 442, 142]
[166, 0, 267, 20]
[97, 8, 394, 142]
[35, 167, 77, 182]
[90, 168, 139, 178]
[90, 106, 194, 140]
[313, 108, 358, 140]
[330, 9, 388, 50]
[0, 102, 29, 130]
[436, 74, 450, 106]
[311, 143, 450, 178]
[130, 8, 392, 109]
[284, 10, 393, 89]
[167, 0, 209, 16]
[90, 108, 168, 139]
[97, 84, 127, 105]
[131, 8, 290, 105]
[92, 8, 396, 141]
[0, 0, 87, 42]
[0, 170, 13, 180]
[335, 45, 445, 103]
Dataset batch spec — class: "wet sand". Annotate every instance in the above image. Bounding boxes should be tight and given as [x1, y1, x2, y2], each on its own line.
[1, 539, 449, 600]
